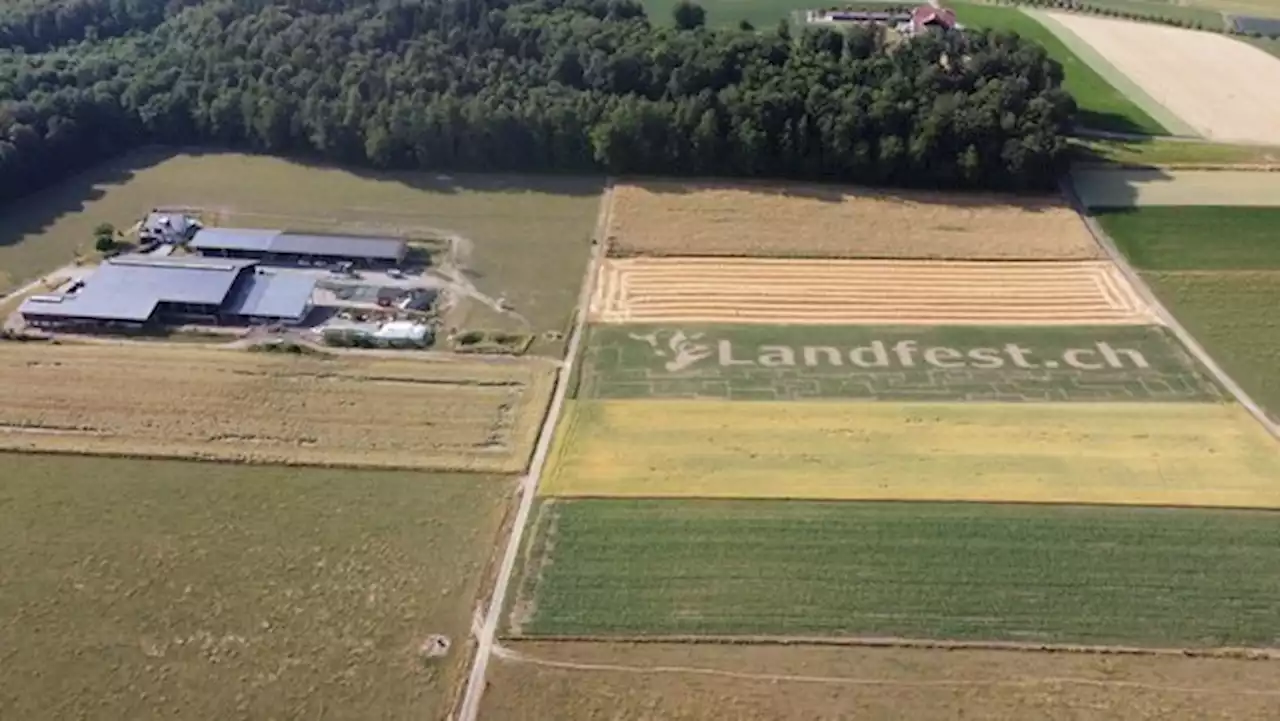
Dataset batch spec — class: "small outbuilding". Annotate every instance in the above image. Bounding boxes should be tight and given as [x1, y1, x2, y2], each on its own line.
[375, 321, 432, 346]
[140, 212, 202, 244]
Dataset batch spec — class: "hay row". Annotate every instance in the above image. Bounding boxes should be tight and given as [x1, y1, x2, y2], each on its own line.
[589, 258, 1156, 325]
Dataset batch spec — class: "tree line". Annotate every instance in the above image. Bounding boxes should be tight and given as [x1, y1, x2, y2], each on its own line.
[0, 0, 1078, 206]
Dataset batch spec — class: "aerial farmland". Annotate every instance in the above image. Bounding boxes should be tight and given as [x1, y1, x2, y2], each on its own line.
[0, 151, 603, 719]
[3, 0, 1280, 717]
[486, 172, 1280, 719]
[1074, 167, 1280, 424]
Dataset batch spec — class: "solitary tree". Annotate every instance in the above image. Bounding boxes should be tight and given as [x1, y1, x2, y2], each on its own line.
[93, 222, 116, 252]
[672, 0, 706, 30]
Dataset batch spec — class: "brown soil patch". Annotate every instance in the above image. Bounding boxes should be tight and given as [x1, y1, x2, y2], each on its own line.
[1073, 169, 1280, 207]
[482, 641, 1280, 721]
[0, 343, 553, 471]
[590, 258, 1156, 325]
[605, 181, 1102, 260]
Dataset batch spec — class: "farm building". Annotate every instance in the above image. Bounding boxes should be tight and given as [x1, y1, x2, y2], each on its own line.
[139, 211, 202, 245]
[20, 255, 316, 329]
[190, 228, 408, 267]
[805, 4, 959, 34]
[909, 5, 957, 33]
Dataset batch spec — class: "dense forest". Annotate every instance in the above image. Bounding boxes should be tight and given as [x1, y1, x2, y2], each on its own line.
[0, 0, 1076, 204]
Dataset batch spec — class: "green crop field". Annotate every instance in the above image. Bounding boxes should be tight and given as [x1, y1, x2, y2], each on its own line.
[575, 324, 1221, 402]
[510, 499, 1280, 645]
[1145, 271, 1280, 420]
[952, 3, 1168, 135]
[1099, 206, 1280, 419]
[0, 150, 602, 355]
[1243, 36, 1280, 59]
[0, 454, 510, 720]
[1097, 207, 1280, 270]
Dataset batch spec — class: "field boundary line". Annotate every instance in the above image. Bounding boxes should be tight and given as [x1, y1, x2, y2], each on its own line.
[606, 251, 1105, 263]
[1060, 177, 1280, 440]
[499, 635, 1280, 660]
[452, 181, 614, 721]
[491, 643, 1280, 695]
[536, 492, 1280, 512]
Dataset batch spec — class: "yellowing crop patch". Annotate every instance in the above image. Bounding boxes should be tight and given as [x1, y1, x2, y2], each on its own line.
[541, 400, 1280, 508]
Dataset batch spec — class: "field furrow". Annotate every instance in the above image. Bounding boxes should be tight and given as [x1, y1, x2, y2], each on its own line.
[591, 258, 1156, 325]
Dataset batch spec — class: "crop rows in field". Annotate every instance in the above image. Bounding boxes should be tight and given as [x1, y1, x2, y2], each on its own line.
[605, 181, 1103, 260]
[0, 343, 554, 471]
[1097, 205, 1280, 421]
[541, 400, 1280, 507]
[590, 258, 1157, 326]
[510, 499, 1280, 645]
[577, 324, 1220, 402]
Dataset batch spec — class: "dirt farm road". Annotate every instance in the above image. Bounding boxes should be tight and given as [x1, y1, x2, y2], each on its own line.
[452, 186, 613, 721]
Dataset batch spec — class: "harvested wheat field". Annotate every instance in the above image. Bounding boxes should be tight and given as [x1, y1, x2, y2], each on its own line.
[1045, 13, 1280, 144]
[590, 258, 1156, 325]
[540, 400, 1280, 507]
[0, 343, 554, 471]
[1073, 169, 1280, 208]
[484, 641, 1280, 721]
[605, 181, 1102, 260]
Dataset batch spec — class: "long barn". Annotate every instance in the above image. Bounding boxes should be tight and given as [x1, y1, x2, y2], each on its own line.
[190, 228, 407, 267]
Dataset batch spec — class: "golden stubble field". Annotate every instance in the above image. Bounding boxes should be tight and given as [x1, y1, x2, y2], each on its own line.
[540, 400, 1280, 507]
[605, 181, 1103, 260]
[1046, 13, 1280, 145]
[483, 641, 1280, 721]
[0, 343, 555, 471]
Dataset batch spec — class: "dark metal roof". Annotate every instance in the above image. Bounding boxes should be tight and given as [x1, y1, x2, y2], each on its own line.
[190, 227, 406, 260]
[20, 255, 254, 321]
[221, 269, 316, 320]
[188, 228, 281, 252]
